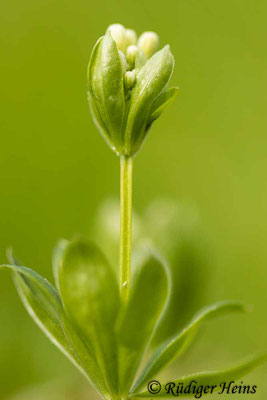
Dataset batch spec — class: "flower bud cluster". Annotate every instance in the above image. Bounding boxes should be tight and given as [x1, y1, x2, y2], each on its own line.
[88, 23, 177, 156]
[107, 24, 159, 94]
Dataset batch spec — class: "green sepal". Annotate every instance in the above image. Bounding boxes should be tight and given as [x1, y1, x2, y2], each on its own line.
[88, 33, 125, 154]
[132, 352, 267, 398]
[58, 237, 120, 396]
[125, 45, 174, 155]
[117, 252, 170, 395]
[132, 301, 248, 393]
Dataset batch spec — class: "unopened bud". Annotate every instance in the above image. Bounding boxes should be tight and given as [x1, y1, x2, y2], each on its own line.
[137, 31, 159, 58]
[88, 25, 176, 156]
[107, 24, 126, 51]
[124, 70, 136, 89]
[125, 29, 137, 46]
[126, 45, 139, 66]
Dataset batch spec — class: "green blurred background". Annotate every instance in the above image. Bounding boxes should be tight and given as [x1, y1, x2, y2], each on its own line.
[0, 0, 266, 398]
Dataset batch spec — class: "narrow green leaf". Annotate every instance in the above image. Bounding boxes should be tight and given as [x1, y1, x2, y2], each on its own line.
[125, 45, 174, 155]
[117, 252, 169, 395]
[1, 255, 108, 399]
[0, 262, 69, 352]
[132, 301, 247, 393]
[88, 33, 125, 152]
[147, 87, 178, 125]
[58, 237, 120, 396]
[133, 352, 267, 398]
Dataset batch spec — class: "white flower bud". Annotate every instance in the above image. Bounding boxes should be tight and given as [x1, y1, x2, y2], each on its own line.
[125, 29, 137, 46]
[107, 23, 126, 51]
[126, 45, 139, 66]
[137, 31, 159, 58]
[124, 70, 136, 89]
[119, 51, 127, 73]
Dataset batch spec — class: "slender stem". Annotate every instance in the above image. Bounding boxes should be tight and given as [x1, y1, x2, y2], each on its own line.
[119, 155, 133, 303]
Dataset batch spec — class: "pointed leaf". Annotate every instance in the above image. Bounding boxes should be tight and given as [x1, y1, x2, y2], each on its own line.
[1, 256, 108, 399]
[132, 301, 247, 393]
[125, 45, 174, 155]
[88, 33, 125, 152]
[58, 237, 120, 396]
[0, 262, 70, 353]
[133, 352, 267, 398]
[117, 252, 169, 395]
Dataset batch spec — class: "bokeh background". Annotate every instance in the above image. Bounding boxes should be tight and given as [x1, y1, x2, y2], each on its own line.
[0, 0, 267, 398]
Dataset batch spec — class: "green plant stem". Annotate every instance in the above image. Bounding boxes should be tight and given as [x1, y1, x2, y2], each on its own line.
[119, 155, 133, 303]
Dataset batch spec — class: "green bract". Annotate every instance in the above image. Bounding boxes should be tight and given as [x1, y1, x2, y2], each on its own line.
[88, 24, 177, 156]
